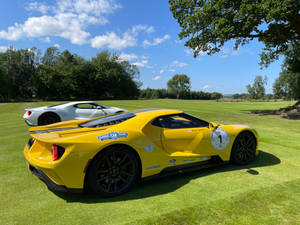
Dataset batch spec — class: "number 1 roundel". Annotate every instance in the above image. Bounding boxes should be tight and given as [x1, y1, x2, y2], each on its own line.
[211, 128, 230, 150]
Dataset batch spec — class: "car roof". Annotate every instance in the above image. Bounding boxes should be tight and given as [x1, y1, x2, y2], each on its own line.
[132, 108, 183, 117]
[49, 101, 101, 107]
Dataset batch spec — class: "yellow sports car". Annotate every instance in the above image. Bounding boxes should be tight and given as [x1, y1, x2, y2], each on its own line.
[24, 109, 259, 197]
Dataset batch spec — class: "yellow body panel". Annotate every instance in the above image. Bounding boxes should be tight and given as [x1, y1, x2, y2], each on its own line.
[24, 109, 259, 189]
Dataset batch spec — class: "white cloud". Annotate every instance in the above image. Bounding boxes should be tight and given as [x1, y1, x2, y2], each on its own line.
[168, 69, 176, 73]
[170, 60, 188, 68]
[132, 60, 151, 68]
[184, 49, 192, 56]
[54, 44, 60, 48]
[143, 34, 171, 47]
[185, 47, 208, 57]
[146, 26, 155, 33]
[91, 25, 154, 50]
[0, 0, 121, 44]
[91, 32, 136, 50]
[152, 75, 161, 81]
[131, 25, 154, 35]
[220, 55, 228, 59]
[202, 85, 211, 90]
[219, 47, 241, 58]
[0, 24, 23, 41]
[159, 69, 164, 74]
[40, 37, 51, 43]
[119, 53, 138, 61]
[26, 2, 50, 14]
[0, 46, 8, 52]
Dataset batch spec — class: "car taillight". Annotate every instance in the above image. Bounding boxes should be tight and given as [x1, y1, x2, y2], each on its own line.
[27, 111, 32, 116]
[51, 144, 65, 161]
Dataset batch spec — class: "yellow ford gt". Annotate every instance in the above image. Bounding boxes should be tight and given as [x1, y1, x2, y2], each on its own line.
[24, 109, 258, 197]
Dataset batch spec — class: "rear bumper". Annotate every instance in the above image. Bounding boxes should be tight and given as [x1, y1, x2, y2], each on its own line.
[28, 163, 82, 193]
[24, 119, 35, 126]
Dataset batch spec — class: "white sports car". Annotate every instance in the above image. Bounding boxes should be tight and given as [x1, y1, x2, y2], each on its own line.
[23, 101, 126, 126]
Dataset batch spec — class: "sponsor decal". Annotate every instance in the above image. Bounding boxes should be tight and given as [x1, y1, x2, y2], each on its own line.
[183, 159, 196, 162]
[144, 145, 154, 152]
[146, 165, 161, 170]
[211, 128, 230, 150]
[169, 159, 176, 163]
[97, 132, 128, 141]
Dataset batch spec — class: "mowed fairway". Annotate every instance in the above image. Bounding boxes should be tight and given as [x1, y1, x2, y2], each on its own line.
[1, 99, 300, 225]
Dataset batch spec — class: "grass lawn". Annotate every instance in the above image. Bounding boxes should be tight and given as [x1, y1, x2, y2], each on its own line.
[1, 99, 300, 225]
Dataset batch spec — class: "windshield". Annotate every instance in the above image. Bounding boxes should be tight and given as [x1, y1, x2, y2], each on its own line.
[79, 112, 135, 128]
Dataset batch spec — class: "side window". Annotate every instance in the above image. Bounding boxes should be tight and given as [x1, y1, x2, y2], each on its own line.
[74, 103, 96, 109]
[152, 113, 208, 129]
[95, 103, 106, 109]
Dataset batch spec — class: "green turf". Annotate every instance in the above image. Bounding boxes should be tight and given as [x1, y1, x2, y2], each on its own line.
[0, 100, 300, 225]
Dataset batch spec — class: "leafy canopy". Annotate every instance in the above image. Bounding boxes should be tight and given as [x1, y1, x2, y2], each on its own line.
[246, 75, 268, 99]
[273, 42, 300, 99]
[169, 0, 300, 66]
[167, 74, 191, 99]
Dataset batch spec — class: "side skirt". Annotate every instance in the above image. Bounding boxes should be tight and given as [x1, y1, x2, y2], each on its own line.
[142, 156, 228, 181]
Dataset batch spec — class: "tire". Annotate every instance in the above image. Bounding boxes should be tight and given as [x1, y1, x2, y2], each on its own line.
[38, 113, 60, 125]
[86, 146, 139, 197]
[231, 131, 257, 165]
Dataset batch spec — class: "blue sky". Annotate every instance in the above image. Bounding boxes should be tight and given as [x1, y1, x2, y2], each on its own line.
[0, 0, 283, 94]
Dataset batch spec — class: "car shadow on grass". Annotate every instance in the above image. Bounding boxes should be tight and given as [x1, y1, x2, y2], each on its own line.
[53, 150, 280, 203]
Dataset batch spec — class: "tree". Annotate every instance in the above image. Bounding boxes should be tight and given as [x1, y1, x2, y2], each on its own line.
[167, 74, 191, 99]
[246, 76, 268, 99]
[91, 51, 140, 99]
[4, 46, 40, 99]
[41, 47, 59, 66]
[169, 0, 300, 66]
[273, 42, 300, 100]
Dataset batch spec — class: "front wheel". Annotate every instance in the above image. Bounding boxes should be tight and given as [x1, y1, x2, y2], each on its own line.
[231, 131, 257, 165]
[86, 146, 139, 197]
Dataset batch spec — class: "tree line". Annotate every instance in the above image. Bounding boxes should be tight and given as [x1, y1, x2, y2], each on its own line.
[0, 47, 140, 101]
[140, 88, 223, 100]
[0, 47, 223, 102]
[141, 74, 222, 100]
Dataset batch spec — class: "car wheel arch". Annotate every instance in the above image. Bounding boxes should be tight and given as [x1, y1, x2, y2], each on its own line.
[230, 130, 257, 163]
[38, 112, 61, 125]
[83, 143, 142, 190]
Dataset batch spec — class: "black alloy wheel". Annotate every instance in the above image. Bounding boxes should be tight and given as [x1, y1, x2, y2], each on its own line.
[231, 131, 257, 165]
[38, 113, 60, 125]
[87, 146, 139, 197]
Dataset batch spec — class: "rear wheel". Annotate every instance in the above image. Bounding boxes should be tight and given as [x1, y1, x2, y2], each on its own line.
[86, 146, 139, 197]
[231, 131, 257, 165]
[38, 113, 60, 125]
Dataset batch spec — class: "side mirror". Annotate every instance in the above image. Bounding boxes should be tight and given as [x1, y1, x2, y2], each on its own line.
[209, 122, 219, 130]
[96, 106, 102, 109]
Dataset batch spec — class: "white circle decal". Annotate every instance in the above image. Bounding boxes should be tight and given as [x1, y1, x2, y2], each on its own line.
[211, 128, 230, 150]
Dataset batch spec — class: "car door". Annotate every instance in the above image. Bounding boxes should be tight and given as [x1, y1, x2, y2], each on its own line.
[74, 103, 105, 119]
[152, 113, 211, 155]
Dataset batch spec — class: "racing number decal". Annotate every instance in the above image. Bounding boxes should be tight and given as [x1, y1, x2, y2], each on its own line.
[211, 128, 230, 150]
